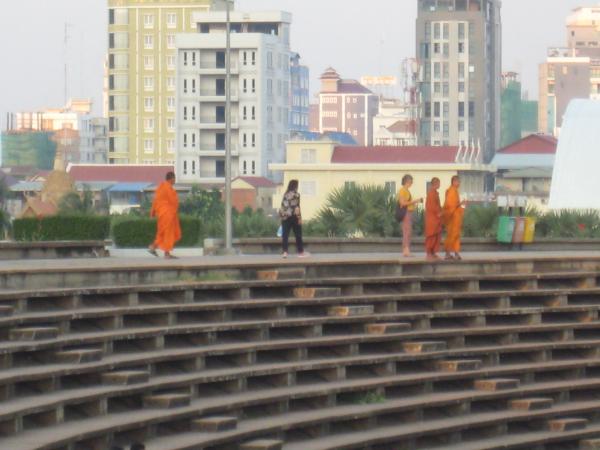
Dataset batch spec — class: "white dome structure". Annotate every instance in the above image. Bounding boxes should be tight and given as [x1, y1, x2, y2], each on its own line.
[548, 99, 600, 210]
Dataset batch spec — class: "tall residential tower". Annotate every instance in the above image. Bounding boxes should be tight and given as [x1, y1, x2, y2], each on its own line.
[107, 0, 229, 165]
[175, 10, 292, 185]
[416, 0, 501, 162]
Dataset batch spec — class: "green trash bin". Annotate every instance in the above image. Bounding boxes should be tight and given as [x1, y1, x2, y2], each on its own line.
[497, 216, 516, 244]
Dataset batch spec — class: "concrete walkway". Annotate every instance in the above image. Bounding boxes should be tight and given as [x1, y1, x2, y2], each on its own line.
[1, 251, 600, 274]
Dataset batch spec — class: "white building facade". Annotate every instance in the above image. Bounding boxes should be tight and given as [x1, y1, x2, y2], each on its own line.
[80, 117, 109, 164]
[175, 11, 292, 185]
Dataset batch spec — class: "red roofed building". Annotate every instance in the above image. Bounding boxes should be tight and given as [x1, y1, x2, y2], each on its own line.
[496, 134, 557, 154]
[66, 164, 174, 185]
[317, 68, 379, 146]
[270, 140, 494, 219]
[231, 176, 279, 213]
[492, 134, 558, 209]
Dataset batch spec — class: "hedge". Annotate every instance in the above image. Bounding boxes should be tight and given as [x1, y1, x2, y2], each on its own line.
[112, 216, 202, 248]
[13, 215, 111, 242]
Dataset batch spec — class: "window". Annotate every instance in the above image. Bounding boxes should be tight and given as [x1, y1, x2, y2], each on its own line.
[191, 133, 196, 148]
[443, 23, 449, 39]
[191, 160, 196, 175]
[243, 106, 247, 120]
[144, 35, 153, 49]
[252, 133, 256, 148]
[267, 52, 273, 69]
[252, 51, 256, 65]
[458, 101, 465, 117]
[183, 133, 188, 148]
[267, 79, 273, 95]
[252, 106, 256, 120]
[251, 161, 256, 175]
[143, 118, 155, 132]
[243, 79, 247, 93]
[167, 35, 176, 49]
[167, 55, 176, 70]
[458, 120, 465, 132]
[443, 122, 449, 137]
[458, 42, 465, 53]
[469, 101, 475, 118]
[144, 139, 154, 152]
[183, 52, 188, 66]
[243, 52, 248, 66]
[443, 102, 449, 117]
[434, 102, 440, 118]
[183, 106, 188, 121]
[144, 97, 154, 112]
[301, 148, 316, 164]
[192, 52, 196, 66]
[434, 121, 441, 132]
[167, 77, 175, 91]
[458, 62, 465, 79]
[434, 82, 441, 94]
[144, 56, 154, 70]
[167, 140, 175, 152]
[243, 160, 248, 175]
[143, 14, 154, 28]
[243, 133, 247, 148]
[425, 102, 431, 118]
[252, 79, 256, 93]
[183, 160, 187, 175]
[183, 79, 188, 94]
[300, 181, 316, 196]
[458, 81, 465, 93]
[458, 23, 465, 39]
[167, 13, 177, 28]
[110, 8, 128, 25]
[144, 76, 154, 91]
[167, 118, 175, 131]
[167, 97, 175, 112]
[434, 43, 440, 54]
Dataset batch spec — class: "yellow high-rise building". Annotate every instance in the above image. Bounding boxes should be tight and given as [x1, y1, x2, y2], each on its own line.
[107, 0, 230, 164]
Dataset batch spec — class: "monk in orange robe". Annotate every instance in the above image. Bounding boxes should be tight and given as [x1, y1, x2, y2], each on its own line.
[424, 177, 443, 260]
[149, 172, 181, 259]
[443, 175, 466, 261]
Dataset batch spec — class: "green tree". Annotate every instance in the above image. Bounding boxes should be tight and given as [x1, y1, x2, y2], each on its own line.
[58, 189, 94, 215]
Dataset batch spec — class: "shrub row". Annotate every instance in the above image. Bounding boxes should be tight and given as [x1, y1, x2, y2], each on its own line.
[112, 216, 202, 248]
[13, 216, 111, 242]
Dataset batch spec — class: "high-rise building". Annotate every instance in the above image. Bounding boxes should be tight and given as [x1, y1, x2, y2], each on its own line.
[106, 0, 230, 165]
[416, 0, 502, 162]
[175, 10, 292, 185]
[317, 68, 379, 146]
[539, 7, 600, 136]
[290, 53, 310, 132]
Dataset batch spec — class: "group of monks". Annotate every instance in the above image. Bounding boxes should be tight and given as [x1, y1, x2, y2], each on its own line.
[424, 175, 466, 261]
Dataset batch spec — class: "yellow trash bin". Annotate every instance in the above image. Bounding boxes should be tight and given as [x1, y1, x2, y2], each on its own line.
[523, 217, 536, 243]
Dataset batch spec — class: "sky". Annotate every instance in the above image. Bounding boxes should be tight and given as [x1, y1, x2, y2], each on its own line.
[0, 0, 588, 127]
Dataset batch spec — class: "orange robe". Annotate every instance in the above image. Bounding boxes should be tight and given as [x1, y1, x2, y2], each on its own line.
[424, 188, 442, 255]
[443, 186, 464, 253]
[151, 182, 181, 252]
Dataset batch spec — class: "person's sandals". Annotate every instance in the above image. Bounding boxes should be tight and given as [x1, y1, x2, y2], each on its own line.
[282, 252, 288, 259]
[165, 254, 178, 260]
[148, 248, 159, 257]
[298, 252, 310, 258]
[445, 253, 455, 261]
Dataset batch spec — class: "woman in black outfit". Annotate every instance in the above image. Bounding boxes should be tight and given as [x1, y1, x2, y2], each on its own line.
[279, 179, 309, 258]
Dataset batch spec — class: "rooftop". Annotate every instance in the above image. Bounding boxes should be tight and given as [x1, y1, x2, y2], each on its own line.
[331, 146, 460, 164]
[66, 164, 174, 185]
[497, 134, 557, 155]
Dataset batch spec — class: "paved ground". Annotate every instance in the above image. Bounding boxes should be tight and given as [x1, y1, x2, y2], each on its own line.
[1, 251, 600, 274]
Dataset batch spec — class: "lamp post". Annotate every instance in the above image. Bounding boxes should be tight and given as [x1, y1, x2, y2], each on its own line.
[224, 0, 233, 251]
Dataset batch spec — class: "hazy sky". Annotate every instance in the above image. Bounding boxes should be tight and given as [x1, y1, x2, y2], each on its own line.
[0, 0, 587, 126]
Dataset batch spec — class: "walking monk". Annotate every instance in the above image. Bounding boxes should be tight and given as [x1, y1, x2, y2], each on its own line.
[149, 172, 181, 259]
[424, 177, 443, 260]
[443, 175, 466, 261]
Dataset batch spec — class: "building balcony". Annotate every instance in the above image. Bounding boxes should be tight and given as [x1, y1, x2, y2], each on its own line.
[199, 89, 239, 102]
[198, 117, 239, 129]
[198, 61, 239, 75]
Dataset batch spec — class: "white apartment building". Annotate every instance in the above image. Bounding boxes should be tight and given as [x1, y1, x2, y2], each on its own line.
[175, 11, 292, 185]
[80, 117, 109, 164]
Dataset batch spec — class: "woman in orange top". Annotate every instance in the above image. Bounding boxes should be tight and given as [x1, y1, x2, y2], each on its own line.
[398, 174, 423, 257]
[443, 175, 467, 261]
[149, 172, 182, 259]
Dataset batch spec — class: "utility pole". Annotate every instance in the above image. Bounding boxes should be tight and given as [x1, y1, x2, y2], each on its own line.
[224, 0, 233, 251]
[64, 23, 73, 106]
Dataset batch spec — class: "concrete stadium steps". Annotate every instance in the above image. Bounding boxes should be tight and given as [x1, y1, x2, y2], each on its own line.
[1, 255, 600, 448]
[1, 253, 600, 291]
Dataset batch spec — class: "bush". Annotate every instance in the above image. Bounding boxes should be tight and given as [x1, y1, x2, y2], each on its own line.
[111, 215, 202, 248]
[13, 215, 111, 242]
[234, 207, 278, 238]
